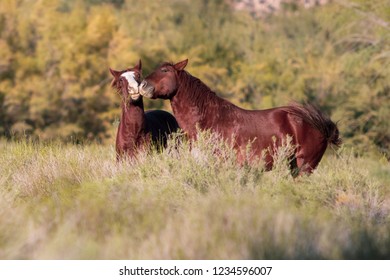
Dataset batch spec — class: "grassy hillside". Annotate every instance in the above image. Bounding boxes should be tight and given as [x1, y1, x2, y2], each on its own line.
[1, 133, 389, 259]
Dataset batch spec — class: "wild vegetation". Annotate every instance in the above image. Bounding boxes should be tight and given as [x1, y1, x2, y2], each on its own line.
[1, 133, 389, 259]
[0, 0, 389, 259]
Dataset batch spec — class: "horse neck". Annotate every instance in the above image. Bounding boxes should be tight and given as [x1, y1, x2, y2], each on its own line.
[117, 99, 146, 143]
[171, 71, 223, 126]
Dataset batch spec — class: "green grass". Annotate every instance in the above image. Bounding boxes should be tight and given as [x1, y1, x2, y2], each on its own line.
[0, 133, 389, 259]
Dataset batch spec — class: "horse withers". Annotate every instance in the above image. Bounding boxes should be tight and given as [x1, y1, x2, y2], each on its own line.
[139, 59, 341, 176]
[109, 60, 179, 161]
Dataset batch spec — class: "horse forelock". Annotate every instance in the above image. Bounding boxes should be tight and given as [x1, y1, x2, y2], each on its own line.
[161, 62, 174, 67]
[111, 69, 140, 90]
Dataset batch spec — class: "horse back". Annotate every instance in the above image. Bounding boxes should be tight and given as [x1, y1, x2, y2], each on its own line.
[232, 107, 295, 146]
[144, 110, 180, 145]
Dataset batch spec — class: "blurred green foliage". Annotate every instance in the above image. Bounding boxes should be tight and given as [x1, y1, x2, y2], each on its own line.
[0, 0, 389, 157]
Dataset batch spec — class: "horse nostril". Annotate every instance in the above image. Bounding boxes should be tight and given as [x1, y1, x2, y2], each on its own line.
[140, 81, 147, 89]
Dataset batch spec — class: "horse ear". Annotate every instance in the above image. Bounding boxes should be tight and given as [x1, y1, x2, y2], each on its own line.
[109, 68, 121, 78]
[173, 59, 188, 71]
[134, 59, 142, 72]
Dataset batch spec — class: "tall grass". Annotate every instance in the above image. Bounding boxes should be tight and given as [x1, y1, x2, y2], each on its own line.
[0, 133, 389, 259]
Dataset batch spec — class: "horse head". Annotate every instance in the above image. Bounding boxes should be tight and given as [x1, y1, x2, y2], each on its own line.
[139, 59, 188, 99]
[109, 60, 142, 104]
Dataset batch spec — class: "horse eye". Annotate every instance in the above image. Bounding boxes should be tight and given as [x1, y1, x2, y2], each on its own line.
[161, 68, 169, 73]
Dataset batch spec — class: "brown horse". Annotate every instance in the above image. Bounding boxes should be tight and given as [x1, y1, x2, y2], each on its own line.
[109, 60, 179, 160]
[139, 59, 341, 175]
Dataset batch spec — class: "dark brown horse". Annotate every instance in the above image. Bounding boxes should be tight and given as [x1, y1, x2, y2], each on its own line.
[109, 60, 179, 160]
[139, 59, 341, 175]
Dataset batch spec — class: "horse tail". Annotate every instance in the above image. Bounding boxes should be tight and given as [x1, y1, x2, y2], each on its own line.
[284, 102, 342, 147]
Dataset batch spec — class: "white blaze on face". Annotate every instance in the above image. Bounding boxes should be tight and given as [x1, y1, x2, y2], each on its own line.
[120, 71, 139, 94]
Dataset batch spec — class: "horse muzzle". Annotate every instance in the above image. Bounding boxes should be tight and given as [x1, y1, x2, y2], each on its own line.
[128, 87, 141, 101]
[139, 80, 155, 99]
